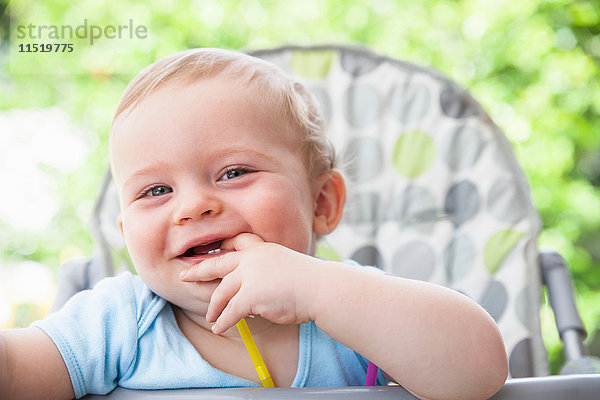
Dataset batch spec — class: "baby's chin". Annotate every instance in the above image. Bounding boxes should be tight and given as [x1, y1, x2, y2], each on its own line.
[141, 276, 217, 315]
[171, 304, 215, 332]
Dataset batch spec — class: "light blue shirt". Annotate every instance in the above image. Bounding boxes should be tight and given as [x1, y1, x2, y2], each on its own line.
[33, 268, 387, 398]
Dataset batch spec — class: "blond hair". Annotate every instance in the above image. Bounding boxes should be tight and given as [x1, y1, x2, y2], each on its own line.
[112, 48, 335, 180]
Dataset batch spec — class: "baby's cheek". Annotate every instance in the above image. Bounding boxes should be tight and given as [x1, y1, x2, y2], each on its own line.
[262, 205, 313, 253]
[122, 216, 162, 263]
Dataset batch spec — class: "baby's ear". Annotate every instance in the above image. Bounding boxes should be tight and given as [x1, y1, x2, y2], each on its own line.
[312, 170, 346, 235]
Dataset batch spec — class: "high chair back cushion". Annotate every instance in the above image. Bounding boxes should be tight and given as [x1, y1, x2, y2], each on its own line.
[95, 45, 548, 378]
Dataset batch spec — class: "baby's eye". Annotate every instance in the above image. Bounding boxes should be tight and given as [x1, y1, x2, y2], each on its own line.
[140, 185, 173, 197]
[219, 167, 251, 181]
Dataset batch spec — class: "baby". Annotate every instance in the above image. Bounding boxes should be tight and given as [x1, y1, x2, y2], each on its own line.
[0, 48, 508, 400]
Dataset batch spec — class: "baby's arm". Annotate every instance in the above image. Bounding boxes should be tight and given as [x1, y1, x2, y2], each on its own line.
[309, 262, 508, 400]
[182, 233, 508, 400]
[0, 328, 75, 400]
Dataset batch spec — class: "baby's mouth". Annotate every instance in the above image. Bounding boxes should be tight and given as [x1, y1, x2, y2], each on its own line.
[180, 239, 225, 258]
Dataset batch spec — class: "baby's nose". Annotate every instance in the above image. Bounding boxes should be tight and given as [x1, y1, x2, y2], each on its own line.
[174, 191, 223, 224]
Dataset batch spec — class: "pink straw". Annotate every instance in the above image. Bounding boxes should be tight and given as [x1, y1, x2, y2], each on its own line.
[365, 361, 379, 386]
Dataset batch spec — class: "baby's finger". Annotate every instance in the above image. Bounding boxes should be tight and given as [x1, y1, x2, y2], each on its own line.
[211, 291, 252, 335]
[220, 232, 264, 252]
[180, 251, 239, 282]
[205, 273, 242, 323]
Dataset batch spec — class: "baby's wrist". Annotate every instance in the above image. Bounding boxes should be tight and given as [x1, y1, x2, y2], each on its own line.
[302, 258, 342, 322]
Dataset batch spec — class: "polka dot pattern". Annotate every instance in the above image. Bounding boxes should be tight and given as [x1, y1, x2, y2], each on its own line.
[392, 241, 436, 281]
[393, 185, 437, 234]
[441, 123, 484, 172]
[444, 234, 476, 284]
[351, 245, 385, 270]
[479, 280, 508, 322]
[488, 178, 528, 224]
[440, 85, 479, 119]
[444, 180, 480, 226]
[341, 50, 382, 76]
[315, 244, 342, 262]
[484, 230, 524, 274]
[291, 50, 335, 78]
[343, 191, 384, 236]
[389, 80, 430, 124]
[343, 84, 381, 129]
[97, 46, 548, 379]
[393, 130, 435, 178]
[510, 338, 534, 378]
[343, 137, 384, 183]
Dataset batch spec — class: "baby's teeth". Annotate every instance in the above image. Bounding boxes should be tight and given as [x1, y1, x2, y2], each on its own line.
[206, 248, 222, 255]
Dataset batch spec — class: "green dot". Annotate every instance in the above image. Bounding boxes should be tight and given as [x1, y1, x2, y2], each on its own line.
[315, 243, 342, 261]
[393, 130, 435, 178]
[484, 230, 524, 274]
[291, 50, 336, 78]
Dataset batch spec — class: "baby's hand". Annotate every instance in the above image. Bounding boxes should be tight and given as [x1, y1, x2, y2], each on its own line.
[179, 233, 324, 334]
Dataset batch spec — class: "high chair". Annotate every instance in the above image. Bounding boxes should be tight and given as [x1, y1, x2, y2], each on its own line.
[51, 45, 599, 399]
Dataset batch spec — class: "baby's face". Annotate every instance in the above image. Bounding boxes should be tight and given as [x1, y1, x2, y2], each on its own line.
[110, 78, 318, 315]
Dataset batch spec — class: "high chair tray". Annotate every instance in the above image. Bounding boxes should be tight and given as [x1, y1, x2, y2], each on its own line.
[84, 374, 600, 400]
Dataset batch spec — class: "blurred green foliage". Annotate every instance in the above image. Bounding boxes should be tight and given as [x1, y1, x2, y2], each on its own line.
[1, 0, 599, 374]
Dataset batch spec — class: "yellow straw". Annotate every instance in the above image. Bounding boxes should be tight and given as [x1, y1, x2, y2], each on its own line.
[236, 318, 275, 388]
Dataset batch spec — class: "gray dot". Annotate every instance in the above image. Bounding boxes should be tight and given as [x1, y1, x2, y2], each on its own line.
[515, 287, 530, 329]
[441, 123, 484, 172]
[509, 338, 534, 378]
[445, 181, 480, 226]
[479, 280, 508, 322]
[487, 178, 528, 224]
[351, 246, 385, 269]
[341, 50, 382, 77]
[308, 86, 332, 128]
[394, 185, 438, 234]
[343, 84, 381, 129]
[444, 234, 476, 284]
[392, 240, 436, 281]
[440, 85, 478, 119]
[342, 137, 384, 183]
[343, 192, 384, 236]
[389, 80, 430, 124]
